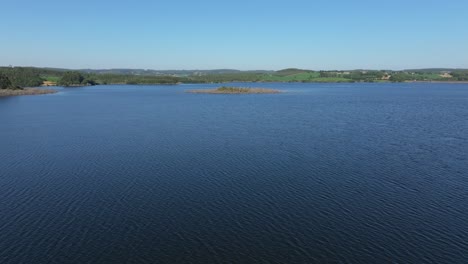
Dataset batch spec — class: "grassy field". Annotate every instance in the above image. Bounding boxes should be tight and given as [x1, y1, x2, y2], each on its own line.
[418, 73, 445, 81]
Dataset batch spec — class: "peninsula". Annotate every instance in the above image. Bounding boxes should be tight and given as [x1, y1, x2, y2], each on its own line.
[0, 73, 56, 97]
[0, 88, 57, 97]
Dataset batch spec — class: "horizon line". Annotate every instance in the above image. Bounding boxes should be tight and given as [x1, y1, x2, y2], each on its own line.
[2, 65, 468, 72]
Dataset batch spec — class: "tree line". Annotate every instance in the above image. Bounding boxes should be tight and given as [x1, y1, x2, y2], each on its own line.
[2, 67, 468, 88]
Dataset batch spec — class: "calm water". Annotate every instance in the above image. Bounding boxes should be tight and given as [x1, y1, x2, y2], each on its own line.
[0, 83, 467, 263]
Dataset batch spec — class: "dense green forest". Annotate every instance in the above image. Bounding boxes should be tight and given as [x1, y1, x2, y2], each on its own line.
[0, 68, 45, 87]
[0, 74, 15, 89]
[451, 71, 468, 81]
[0, 67, 184, 87]
[57, 72, 98, 86]
[1, 67, 468, 88]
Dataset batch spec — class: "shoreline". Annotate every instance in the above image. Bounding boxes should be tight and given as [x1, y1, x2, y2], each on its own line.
[32, 81, 468, 86]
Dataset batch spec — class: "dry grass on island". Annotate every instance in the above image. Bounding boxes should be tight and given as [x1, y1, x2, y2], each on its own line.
[0, 88, 57, 97]
[186, 86, 281, 94]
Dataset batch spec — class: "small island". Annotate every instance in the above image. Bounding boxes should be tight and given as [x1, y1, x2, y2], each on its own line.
[186, 86, 281, 94]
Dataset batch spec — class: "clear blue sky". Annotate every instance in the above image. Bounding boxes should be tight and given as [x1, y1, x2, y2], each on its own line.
[1, 0, 468, 70]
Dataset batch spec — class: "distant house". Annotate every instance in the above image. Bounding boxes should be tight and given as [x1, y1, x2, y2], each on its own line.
[42, 81, 57, 86]
[440, 73, 452, 78]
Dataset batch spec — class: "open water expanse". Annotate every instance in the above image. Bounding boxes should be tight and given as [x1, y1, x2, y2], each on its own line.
[0, 82, 467, 263]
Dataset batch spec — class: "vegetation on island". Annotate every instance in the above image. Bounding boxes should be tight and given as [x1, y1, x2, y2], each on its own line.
[187, 86, 281, 94]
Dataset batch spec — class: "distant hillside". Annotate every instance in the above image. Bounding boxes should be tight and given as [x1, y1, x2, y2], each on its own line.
[2, 66, 468, 86]
[404, 68, 468, 73]
[275, 68, 314, 76]
[78, 69, 273, 77]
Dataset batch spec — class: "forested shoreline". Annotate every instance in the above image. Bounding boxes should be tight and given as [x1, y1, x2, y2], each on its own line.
[1, 67, 468, 90]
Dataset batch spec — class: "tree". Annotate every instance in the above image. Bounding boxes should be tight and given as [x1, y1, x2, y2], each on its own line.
[451, 71, 468, 81]
[0, 74, 13, 89]
[389, 73, 410, 82]
[58, 71, 85, 86]
[0, 67, 43, 87]
[81, 79, 96, 86]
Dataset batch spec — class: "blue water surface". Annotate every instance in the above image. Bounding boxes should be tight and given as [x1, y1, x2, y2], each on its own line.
[0, 82, 467, 263]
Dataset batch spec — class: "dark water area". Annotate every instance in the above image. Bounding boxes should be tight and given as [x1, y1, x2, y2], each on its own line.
[0, 83, 467, 263]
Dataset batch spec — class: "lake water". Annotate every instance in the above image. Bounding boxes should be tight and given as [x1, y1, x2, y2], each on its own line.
[0, 83, 467, 263]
